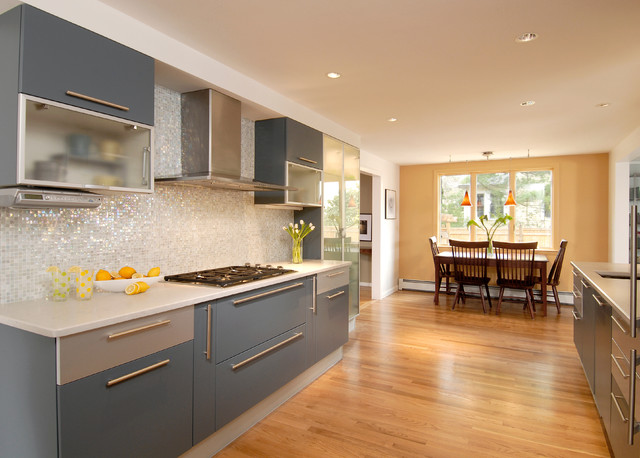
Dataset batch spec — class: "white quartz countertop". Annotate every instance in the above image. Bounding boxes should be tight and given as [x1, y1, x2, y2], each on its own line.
[0, 260, 350, 338]
[571, 261, 637, 321]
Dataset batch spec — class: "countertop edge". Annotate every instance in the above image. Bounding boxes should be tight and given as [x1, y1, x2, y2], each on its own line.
[0, 260, 351, 338]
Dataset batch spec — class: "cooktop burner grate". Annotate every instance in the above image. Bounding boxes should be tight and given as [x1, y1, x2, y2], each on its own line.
[164, 264, 295, 287]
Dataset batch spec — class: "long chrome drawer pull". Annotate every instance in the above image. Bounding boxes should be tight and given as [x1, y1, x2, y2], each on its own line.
[66, 90, 130, 111]
[592, 294, 605, 307]
[572, 271, 578, 277]
[580, 279, 589, 289]
[572, 290, 580, 298]
[326, 271, 346, 278]
[205, 304, 212, 361]
[572, 310, 581, 320]
[232, 332, 303, 371]
[612, 392, 629, 423]
[311, 276, 317, 314]
[630, 348, 638, 444]
[106, 359, 170, 387]
[612, 353, 630, 378]
[233, 282, 304, 305]
[327, 291, 346, 300]
[612, 315, 629, 334]
[107, 320, 171, 340]
[297, 157, 318, 164]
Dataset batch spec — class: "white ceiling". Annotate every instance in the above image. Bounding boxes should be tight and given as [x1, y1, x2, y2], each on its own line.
[8, 0, 640, 165]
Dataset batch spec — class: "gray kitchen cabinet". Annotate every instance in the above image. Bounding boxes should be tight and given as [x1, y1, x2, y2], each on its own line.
[581, 284, 596, 392]
[193, 301, 216, 444]
[610, 377, 640, 458]
[572, 269, 585, 360]
[12, 5, 154, 125]
[216, 324, 307, 428]
[0, 323, 57, 458]
[57, 341, 193, 458]
[592, 290, 612, 433]
[213, 277, 313, 428]
[254, 117, 323, 207]
[307, 267, 350, 365]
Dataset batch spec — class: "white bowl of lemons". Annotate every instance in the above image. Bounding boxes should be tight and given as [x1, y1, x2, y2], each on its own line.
[94, 267, 162, 294]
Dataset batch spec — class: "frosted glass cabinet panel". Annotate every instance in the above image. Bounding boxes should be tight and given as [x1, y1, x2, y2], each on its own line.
[286, 162, 322, 206]
[19, 95, 153, 192]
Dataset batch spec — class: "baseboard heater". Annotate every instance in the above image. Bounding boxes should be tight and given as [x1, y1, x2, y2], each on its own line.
[398, 278, 574, 306]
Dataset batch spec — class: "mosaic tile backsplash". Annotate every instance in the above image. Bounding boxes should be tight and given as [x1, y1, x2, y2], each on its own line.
[0, 86, 292, 304]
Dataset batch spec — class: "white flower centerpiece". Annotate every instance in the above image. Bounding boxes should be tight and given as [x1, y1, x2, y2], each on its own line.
[283, 220, 315, 264]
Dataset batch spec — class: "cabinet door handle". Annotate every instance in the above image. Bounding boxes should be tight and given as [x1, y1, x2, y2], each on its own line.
[612, 315, 630, 335]
[612, 392, 629, 423]
[142, 146, 150, 186]
[629, 348, 638, 444]
[572, 271, 578, 277]
[107, 320, 171, 340]
[205, 304, 212, 361]
[572, 290, 581, 299]
[66, 90, 130, 112]
[297, 157, 317, 165]
[233, 282, 304, 305]
[106, 359, 170, 387]
[612, 353, 630, 379]
[310, 276, 317, 314]
[231, 332, 303, 371]
[327, 271, 345, 278]
[580, 279, 589, 289]
[572, 310, 581, 320]
[592, 294, 605, 307]
[327, 290, 345, 300]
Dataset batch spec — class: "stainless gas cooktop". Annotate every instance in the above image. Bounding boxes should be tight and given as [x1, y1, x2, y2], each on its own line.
[164, 264, 294, 287]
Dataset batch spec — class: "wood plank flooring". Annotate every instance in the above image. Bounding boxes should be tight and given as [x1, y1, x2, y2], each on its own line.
[216, 290, 610, 457]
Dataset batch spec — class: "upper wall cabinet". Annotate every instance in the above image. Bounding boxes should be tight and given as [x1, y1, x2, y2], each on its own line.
[0, 5, 154, 193]
[14, 5, 154, 125]
[254, 118, 323, 207]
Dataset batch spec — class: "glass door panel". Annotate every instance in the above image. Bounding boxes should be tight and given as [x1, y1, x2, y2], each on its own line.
[21, 94, 152, 192]
[323, 135, 344, 261]
[343, 143, 360, 319]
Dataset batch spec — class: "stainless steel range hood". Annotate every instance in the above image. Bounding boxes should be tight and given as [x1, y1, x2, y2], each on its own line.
[155, 89, 292, 192]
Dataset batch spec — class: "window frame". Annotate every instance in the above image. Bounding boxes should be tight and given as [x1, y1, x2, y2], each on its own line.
[437, 166, 555, 249]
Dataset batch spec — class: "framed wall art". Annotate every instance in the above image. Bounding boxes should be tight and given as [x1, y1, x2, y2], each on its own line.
[360, 213, 372, 242]
[385, 189, 397, 220]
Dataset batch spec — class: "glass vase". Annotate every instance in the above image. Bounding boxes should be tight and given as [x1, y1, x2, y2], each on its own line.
[292, 238, 303, 264]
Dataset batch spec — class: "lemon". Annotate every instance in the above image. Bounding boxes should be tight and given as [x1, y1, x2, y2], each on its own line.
[125, 283, 140, 295]
[132, 272, 144, 279]
[96, 269, 111, 281]
[46, 266, 60, 273]
[135, 281, 150, 292]
[68, 266, 82, 274]
[109, 270, 120, 278]
[147, 267, 161, 277]
[119, 266, 136, 279]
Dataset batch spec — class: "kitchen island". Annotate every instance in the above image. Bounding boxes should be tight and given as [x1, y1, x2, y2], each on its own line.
[571, 261, 640, 458]
[0, 260, 351, 457]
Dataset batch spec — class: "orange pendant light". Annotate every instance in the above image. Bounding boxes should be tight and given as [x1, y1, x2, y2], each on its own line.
[504, 190, 517, 206]
[460, 190, 472, 207]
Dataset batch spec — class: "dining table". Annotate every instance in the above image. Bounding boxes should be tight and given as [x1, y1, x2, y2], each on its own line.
[433, 251, 550, 316]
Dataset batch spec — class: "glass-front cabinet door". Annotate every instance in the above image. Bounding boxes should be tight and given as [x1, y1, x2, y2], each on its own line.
[323, 134, 360, 319]
[19, 94, 153, 192]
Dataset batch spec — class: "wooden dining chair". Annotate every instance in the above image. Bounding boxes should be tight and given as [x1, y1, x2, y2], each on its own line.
[429, 236, 454, 294]
[450, 239, 491, 313]
[493, 241, 538, 319]
[535, 239, 568, 313]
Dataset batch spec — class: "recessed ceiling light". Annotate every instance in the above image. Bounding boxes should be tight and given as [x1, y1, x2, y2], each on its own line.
[387, 117, 398, 122]
[596, 102, 610, 108]
[520, 100, 536, 107]
[516, 32, 538, 43]
[326, 72, 341, 79]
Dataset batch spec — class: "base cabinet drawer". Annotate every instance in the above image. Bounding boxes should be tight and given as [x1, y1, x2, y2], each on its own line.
[610, 378, 640, 458]
[316, 285, 349, 362]
[215, 324, 307, 429]
[215, 278, 311, 363]
[57, 341, 193, 458]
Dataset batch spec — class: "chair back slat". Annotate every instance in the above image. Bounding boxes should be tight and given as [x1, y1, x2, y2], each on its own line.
[450, 239, 489, 284]
[547, 239, 568, 285]
[493, 241, 537, 288]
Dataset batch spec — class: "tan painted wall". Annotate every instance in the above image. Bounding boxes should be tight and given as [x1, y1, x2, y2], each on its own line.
[399, 153, 609, 292]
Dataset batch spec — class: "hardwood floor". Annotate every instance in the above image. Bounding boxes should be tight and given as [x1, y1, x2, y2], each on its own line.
[216, 290, 610, 457]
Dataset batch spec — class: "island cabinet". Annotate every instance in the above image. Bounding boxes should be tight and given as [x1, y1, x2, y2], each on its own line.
[307, 267, 350, 366]
[4, 4, 154, 125]
[592, 289, 612, 432]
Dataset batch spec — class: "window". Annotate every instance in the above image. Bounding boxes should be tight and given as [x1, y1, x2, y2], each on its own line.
[438, 170, 553, 248]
